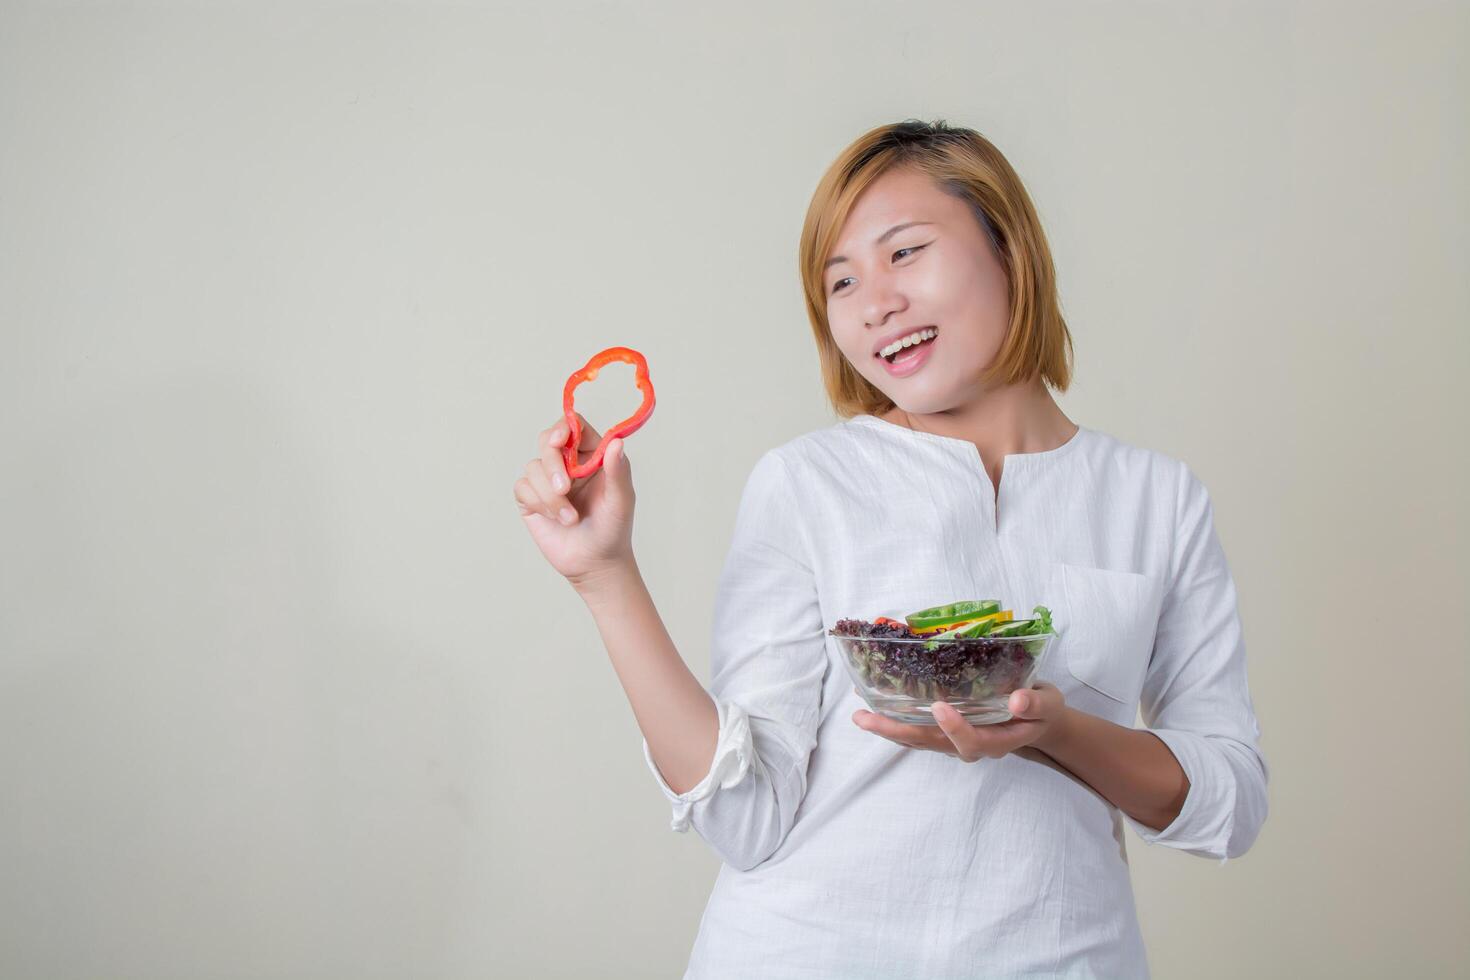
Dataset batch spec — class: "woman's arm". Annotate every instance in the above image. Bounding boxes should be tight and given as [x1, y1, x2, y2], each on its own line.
[579, 450, 827, 872]
[1072, 461, 1268, 861]
[856, 685, 1189, 832]
[1033, 709, 1190, 833]
[575, 560, 719, 795]
[1110, 463, 1269, 862]
[1043, 463, 1268, 852]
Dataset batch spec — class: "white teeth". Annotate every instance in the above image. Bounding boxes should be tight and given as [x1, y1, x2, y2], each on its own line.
[879, 328, 937, 358]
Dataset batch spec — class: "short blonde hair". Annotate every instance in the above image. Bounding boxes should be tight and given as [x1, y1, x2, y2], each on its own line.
[798, 119, 1075, 418]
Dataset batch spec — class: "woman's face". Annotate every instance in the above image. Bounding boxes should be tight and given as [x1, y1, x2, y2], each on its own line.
[823, 167, 1011, 414]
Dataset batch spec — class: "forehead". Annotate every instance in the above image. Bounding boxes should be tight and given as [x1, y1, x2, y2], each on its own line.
[838, 167, 952, 236]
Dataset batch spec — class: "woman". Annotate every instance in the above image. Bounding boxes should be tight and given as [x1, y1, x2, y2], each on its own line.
[514, 119, 1268, 978]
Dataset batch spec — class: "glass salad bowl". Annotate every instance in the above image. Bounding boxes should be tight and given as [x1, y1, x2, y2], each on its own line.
[828, 601, 1057, 726]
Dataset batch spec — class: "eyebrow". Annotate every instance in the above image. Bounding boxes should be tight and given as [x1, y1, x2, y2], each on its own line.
[824, 221, 935, 270]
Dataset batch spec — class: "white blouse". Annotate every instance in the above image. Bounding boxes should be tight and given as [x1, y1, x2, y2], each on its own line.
[643, 414, 1269, 979]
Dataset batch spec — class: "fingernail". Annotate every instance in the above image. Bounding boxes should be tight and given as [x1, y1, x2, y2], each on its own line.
[559, 507, 576, 525]
[1014, 696, 1029, 712]
[554, 474, 567, 492]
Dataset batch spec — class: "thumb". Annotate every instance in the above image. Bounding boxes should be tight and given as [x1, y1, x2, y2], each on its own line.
[604, 438, 631, 487]
[1009, 686, 1045, 719]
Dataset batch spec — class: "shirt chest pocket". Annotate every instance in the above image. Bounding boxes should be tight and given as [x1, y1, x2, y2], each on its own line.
[1046, 562, 1162, 709]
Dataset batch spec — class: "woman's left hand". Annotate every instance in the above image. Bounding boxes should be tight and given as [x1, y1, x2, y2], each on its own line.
[852, 682, 1068, 762]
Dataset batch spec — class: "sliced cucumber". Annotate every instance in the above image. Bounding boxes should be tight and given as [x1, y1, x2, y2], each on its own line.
[957, 612, 1011, 637]
[988, 619, 1037, 637]
[921, 612, 1013, 644]
[924, 620, 990, 643]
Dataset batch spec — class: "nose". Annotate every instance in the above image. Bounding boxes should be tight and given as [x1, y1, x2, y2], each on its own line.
[861, 273, 908, 330]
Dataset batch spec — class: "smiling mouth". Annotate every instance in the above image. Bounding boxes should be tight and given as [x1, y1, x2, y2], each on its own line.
[877, 328, 938, 363]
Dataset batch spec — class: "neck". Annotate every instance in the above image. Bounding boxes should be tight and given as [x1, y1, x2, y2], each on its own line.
[881, 379, 1078, 461]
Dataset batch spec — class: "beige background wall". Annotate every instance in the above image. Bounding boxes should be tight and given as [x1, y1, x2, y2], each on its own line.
[2, 1, 1465, 977]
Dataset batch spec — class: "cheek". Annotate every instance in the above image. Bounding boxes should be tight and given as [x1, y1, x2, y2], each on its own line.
[831, 323, 876, 371]
[949, 284, 1010, 348]
[930, 251, 1003, 315]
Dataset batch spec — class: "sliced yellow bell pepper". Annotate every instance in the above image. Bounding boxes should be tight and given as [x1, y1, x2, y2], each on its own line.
[910, 609, 1013, 636]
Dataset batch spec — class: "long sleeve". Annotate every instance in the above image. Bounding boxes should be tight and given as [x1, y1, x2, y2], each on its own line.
[641, 449, 829, 872]
[1123, 463, 1270, 864]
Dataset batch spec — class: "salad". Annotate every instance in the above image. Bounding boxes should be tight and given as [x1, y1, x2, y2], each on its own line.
[828, 599, 1055, 705]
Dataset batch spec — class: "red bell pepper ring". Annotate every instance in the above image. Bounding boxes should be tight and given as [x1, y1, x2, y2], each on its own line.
[562, 346, 656, 480]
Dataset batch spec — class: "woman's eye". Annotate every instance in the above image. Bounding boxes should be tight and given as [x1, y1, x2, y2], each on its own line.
[829, 245, 928, 294]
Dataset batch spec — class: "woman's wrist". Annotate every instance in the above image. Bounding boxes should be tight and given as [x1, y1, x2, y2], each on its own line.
[1031, 703, 1076, 756]
[572, 558, 642, 607]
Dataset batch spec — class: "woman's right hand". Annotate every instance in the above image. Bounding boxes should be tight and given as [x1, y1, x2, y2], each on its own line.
[513, 412, 637, 589]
